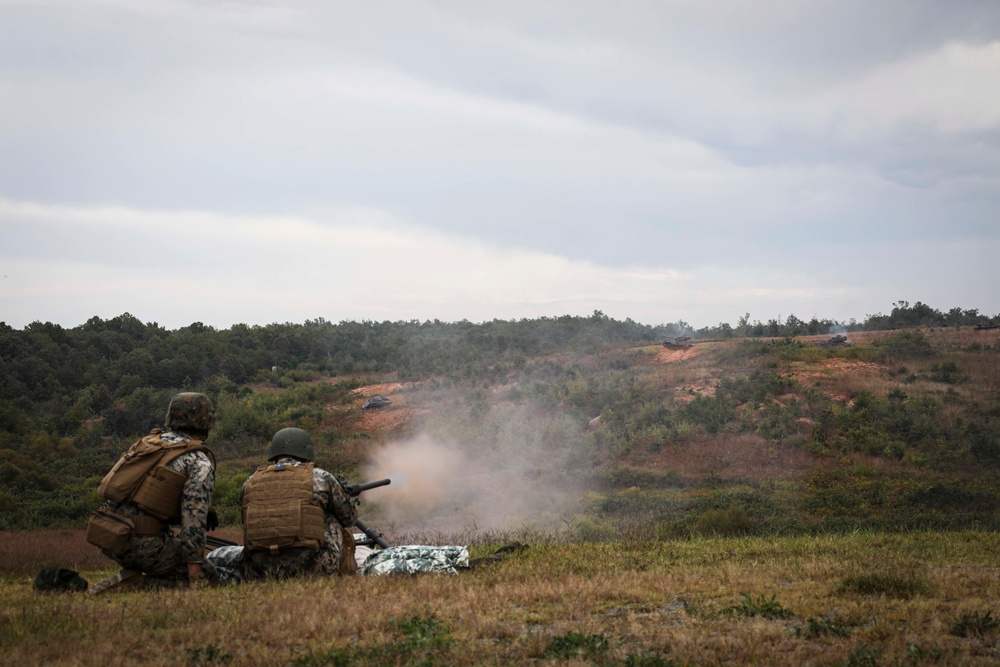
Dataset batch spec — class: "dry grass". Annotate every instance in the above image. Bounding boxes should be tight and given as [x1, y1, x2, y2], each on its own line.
[630, 433, 818, 484]
[3, 532, 998, 665]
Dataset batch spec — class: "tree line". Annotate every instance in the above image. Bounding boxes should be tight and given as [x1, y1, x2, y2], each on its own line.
[1, 302, 997, 529]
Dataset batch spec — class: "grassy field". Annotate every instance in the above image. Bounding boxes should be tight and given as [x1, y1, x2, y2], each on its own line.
[3, 324, 998, 664]
[2, 531, 998, 666]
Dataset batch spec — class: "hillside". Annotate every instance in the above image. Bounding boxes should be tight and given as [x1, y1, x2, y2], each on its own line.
[338, 326, 1000, 542]
[1, 312, 999, 539]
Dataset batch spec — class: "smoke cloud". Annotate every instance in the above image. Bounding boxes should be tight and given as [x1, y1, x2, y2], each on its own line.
[363, 398, 592, 537]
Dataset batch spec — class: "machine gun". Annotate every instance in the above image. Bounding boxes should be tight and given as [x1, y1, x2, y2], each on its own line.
[339, 477, 392, 549]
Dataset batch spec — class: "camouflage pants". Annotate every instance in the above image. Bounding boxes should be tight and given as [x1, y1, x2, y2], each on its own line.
[102, 533, 188, 580]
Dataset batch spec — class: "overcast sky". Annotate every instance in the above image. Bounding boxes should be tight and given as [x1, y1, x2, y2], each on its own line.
[2, 0, 998, 330]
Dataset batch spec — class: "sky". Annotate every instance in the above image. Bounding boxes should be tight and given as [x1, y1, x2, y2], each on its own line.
[2, 0, 998, 331]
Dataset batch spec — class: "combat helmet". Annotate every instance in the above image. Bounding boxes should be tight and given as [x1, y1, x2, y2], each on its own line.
[268, 427, 315, 462]
[165, 392, 216, 433]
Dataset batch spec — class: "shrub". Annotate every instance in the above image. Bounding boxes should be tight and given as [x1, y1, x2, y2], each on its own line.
[695, 506, 753, 536]
[927, 361, 964, 384]
[873, 331, 935, 360]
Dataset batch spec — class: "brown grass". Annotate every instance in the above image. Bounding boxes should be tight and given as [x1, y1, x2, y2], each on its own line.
[3, 532, 998, 665]
[626, 433, 819, 484]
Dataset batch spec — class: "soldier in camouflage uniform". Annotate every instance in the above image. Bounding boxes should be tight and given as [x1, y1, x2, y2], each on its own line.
[241, 428, 358, 580]
[86, 393, 217, 594]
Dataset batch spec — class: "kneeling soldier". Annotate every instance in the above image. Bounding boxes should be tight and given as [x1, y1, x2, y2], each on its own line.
[86, 392, 217, 593]
[241, 427, 358, 579]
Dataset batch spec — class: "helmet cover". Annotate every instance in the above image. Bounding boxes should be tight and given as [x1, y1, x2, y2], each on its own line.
[165, 392, 216, 432]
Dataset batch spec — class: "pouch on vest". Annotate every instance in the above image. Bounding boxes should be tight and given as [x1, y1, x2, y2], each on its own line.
[85, 511, 134, 555]
[98, 433, 170, 503]
[131, 465, 187, 521]
[98, 431, 213, 521]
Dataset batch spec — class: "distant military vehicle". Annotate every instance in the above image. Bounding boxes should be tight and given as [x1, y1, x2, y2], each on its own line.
[974, 323, 999, 331]
[662, 336, 692, 350]
[817, 334, 850, 347]
[362, 395, 392, 409]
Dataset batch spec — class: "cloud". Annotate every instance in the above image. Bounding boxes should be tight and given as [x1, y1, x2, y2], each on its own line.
[1, 2, 999, 328]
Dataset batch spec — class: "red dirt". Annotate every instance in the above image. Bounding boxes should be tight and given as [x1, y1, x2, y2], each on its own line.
[656, 345, 702, 363]
[350, 383, 420, 435]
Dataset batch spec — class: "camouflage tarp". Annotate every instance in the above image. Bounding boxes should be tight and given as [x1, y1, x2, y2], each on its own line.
[205, 543, 471, 579]
[204, 545, 244, 585]
[359, 545, 469, 576]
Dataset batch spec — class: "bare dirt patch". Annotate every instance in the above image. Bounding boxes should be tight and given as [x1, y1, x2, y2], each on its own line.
[357, 406, 420, 435]
[792, 358, 883, 383]
[671, 381, 717, 403]
[352, 382, 412, 397]
[656, 345, 702, 364]
[789, 358, 887, 404]
[629, 434, 817, 483]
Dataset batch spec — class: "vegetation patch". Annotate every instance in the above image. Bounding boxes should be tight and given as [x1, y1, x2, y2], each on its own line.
[544, 631, 611, 660]
[794, 616, 852, 639]
[694, 505, 753, 536]
[723, 593, 793, 619]
[948, 610, 998, 638]
[837, 571, 931, 599]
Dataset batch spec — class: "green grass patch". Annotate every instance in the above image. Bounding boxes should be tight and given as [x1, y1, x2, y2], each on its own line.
[837, 571, 931, 599]
[724, 593, 793, 619]
[948, 610, 998, 638]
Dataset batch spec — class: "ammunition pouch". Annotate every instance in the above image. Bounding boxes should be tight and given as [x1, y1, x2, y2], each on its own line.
[85, 511, 134, 555]
[86, 510, 166, 555]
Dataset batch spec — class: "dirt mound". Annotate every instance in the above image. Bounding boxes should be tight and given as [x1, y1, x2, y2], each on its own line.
[656, 345, 701, 363]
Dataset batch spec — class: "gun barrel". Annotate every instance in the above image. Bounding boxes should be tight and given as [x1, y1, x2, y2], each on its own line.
[355, 518, 391, 549]
[343, 478, 391, 496]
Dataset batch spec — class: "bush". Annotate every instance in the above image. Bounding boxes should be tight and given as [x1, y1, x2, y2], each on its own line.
[695, 505, 753, 536]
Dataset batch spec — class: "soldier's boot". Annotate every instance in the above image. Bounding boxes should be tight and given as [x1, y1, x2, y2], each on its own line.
[85, 569, 144, 595]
